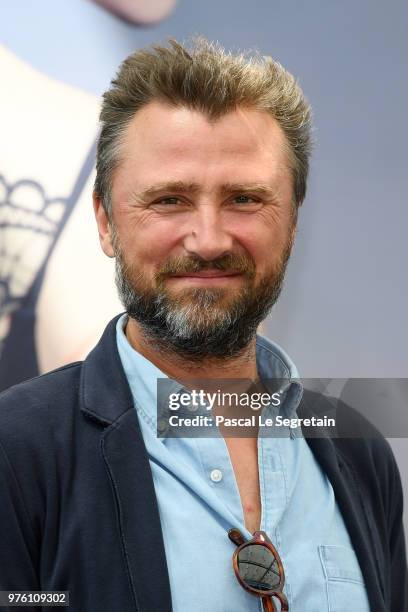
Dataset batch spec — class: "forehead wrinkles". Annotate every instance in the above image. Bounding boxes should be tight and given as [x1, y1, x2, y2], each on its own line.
[113, 104, 293, 199]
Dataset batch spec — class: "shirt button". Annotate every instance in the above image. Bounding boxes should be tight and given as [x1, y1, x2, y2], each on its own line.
[157, 419, 168, 434]
[210, 469, 223, 483]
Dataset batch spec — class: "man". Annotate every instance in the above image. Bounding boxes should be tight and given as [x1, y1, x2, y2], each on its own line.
[0, 38, 406, 611]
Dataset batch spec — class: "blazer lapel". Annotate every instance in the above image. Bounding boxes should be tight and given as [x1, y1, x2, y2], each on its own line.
[80, 315, 172, 612]
[300, 392, 386, 611]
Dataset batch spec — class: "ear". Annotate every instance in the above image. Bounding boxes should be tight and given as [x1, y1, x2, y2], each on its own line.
[93, 192, 115, 258]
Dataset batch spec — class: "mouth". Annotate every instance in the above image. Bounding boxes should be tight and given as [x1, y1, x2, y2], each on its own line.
[170, 270, 242, 277]
[166, 271, 244, 283]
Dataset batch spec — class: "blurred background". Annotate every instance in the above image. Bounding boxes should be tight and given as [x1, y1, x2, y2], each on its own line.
[1, 0, 407, 528]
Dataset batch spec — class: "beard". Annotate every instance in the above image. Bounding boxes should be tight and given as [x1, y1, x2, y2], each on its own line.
[113, 232, 294, 361]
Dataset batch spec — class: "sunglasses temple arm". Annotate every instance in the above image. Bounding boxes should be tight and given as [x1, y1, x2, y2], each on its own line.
[262, 596, 277, 612]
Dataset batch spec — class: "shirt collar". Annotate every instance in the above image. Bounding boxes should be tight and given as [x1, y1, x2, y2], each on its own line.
[116, 314, 303, 438]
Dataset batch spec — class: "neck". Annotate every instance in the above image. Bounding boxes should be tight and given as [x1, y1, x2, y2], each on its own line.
[124, 317, 259, 381]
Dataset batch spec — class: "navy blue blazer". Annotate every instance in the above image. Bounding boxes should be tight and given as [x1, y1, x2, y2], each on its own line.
[0, 315, 406, 611]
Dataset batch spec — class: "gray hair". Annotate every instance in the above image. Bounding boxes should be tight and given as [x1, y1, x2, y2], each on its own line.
[94, 37, 313, 217]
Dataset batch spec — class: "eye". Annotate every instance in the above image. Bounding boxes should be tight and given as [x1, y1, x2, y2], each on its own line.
[234, 195, 254, 203]
[150, 196, 191, 211]
[154, 196, 182, 206]
[231, 194, 262, 208]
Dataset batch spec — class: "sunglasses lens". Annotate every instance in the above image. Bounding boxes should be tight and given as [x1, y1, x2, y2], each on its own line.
[237, 544, 281, 591]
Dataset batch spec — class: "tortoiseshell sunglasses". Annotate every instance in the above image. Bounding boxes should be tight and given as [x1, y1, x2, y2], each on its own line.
[228, 528, 289, 612]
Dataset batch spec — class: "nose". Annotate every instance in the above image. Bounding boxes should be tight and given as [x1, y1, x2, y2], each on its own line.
[182, 204, 234, 261]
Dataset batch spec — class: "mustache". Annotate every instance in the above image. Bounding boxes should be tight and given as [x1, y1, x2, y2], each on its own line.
[155, 253, 256, 279]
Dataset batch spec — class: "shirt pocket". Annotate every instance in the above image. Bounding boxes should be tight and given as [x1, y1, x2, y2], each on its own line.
[319, 545, 370, 612]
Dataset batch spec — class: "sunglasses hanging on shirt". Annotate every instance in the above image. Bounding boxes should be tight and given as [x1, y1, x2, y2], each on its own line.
[228, 528, 289, 612]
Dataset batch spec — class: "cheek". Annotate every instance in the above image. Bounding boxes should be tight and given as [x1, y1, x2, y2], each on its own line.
[229, 218, 288, 267]
[234, 223, 294, 287]
[118, 216, 182, 267]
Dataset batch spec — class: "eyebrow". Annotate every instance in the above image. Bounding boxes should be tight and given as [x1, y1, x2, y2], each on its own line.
[134, 181, 281, 203]
[135, 182, 200, 203]
[219, 183, 280, 199]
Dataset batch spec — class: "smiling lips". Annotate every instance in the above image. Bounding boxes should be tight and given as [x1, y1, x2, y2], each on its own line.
[168, 270, 243, 281]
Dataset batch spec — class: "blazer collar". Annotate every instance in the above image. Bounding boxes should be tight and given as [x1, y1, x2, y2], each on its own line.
[80, 314, 134, 425]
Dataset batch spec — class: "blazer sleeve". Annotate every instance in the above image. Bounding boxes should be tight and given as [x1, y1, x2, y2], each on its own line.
[388, 447, 408, 610]
[0, 441, 40, 601]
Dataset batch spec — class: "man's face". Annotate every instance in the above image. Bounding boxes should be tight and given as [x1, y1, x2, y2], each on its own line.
[96, 101, 297, 359]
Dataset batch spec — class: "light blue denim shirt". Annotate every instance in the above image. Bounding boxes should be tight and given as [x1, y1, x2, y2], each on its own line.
[116, 314, 370, 611]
